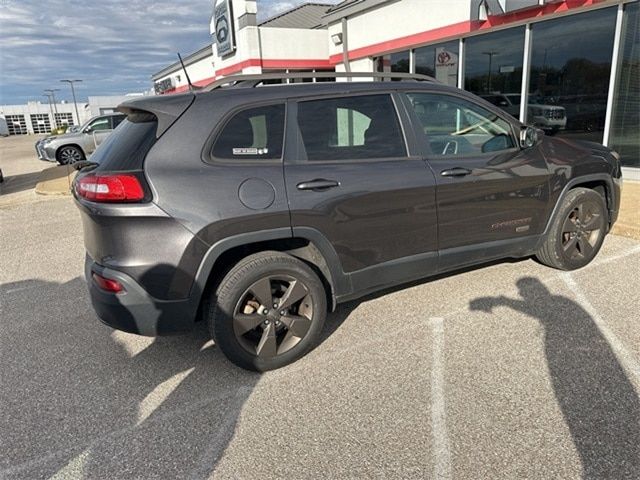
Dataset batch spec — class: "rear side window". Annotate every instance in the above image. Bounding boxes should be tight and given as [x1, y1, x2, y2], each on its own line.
[92, 113, 158, 171]
[212, 104, 285, 160]
[296, 94, 406, 161]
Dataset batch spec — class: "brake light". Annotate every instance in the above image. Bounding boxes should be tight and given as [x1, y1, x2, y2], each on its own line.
[92, 273, 124, 293]
[75, 173, 145, 202]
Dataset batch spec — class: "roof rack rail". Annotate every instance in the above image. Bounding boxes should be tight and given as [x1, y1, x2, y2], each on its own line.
[202, 71, 438, 92]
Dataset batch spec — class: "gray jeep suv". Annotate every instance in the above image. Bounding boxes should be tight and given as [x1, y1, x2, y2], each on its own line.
[73, 72, 621, 371]
[36, 112, 126, 164]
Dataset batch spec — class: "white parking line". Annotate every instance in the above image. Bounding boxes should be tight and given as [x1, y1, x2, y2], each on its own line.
[561, 272, 640, 383]
[429, 317, 452, 480]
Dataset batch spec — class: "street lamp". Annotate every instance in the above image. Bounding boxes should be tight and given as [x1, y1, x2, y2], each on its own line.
[44, 89, 61, 127]
[60, 79, 82, 126]
[482, 51, 498, 93]
[42, 93, 55, 131]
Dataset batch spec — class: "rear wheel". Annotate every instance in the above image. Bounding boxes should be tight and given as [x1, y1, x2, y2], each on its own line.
[208, 251, 327, 371]
[56, 145, 84, 165]
[536, 187, 607, 270]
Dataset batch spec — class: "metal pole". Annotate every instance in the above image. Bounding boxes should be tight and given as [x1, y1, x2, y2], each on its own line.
[42, 93, 55, 133]
[520, 24, 533, 124]
[44, 89, 61, 127]
[483, 51, 497, 93]
[61, 79, 82, 126]
[603, 2, 625, 147]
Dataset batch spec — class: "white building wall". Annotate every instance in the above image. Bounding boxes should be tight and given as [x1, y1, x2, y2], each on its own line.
[0, 101, 76, 134]
[329, 0, 471, 71]
[0, 95, 135, 134]
[258, 28, 329, 61]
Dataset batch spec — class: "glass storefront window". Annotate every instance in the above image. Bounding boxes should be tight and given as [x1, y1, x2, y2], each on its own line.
[609, 2, 639, 168]
[527, 7, 617, 142]
[375, 50, 409, 80]
[415, 40, 459, 86]
[464, 27, 525, 119]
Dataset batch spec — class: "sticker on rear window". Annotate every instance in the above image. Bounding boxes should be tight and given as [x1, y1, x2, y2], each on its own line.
[232, 147, 269, 156]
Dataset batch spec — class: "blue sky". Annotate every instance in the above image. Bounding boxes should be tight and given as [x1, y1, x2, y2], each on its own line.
[0, 0, 340, 105]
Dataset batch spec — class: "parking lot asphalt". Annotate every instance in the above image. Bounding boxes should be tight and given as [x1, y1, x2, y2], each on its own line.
[1, 194, 639, 480]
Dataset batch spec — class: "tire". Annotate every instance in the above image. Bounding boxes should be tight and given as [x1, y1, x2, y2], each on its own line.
[56, 145, 85, 165]
[208, 251, 327, 371]
[536, 187, 608, 270]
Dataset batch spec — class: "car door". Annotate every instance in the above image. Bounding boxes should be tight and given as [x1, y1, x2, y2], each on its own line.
[85, 116, 114, 153]
[284, 92, 438, 295]
[402, 91, 550, 269]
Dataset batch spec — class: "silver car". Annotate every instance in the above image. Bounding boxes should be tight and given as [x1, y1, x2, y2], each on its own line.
[35, 112, 126, 164]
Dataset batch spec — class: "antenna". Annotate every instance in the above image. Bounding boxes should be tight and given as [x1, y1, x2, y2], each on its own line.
[177, 52, 195, 91]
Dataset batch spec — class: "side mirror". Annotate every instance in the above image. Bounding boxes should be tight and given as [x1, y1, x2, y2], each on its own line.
[83, 127, 92, 134]
[520, 126, 541, 149]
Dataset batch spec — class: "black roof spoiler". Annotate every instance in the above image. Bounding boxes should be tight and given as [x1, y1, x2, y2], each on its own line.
[117, 93, 195, 137]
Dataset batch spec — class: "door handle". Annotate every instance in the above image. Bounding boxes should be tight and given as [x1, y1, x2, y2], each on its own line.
[440, 167, 472, 177]
[296, 179, 340, 191]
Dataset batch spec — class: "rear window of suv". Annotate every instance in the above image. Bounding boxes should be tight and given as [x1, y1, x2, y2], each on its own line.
[211, 104, 285, 161]
[91, 112, 158, 171]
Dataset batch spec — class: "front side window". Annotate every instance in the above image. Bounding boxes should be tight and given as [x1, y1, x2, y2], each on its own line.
[297, 95, 406, 161]
[88, 117, 111, 132]
[112, 115, 126, 129]
[212, 104, 285, 160]
[406, 93, 516, 157]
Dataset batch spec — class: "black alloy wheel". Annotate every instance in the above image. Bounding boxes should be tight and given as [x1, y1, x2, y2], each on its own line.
[233, 275, 314, 358]
[536, 187, 608, 270]
[208, 251, 327, 371]
[560, 200, 605, 261]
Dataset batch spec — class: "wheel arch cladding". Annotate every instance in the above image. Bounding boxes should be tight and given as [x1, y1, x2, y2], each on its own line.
[193, 232, 346, 315]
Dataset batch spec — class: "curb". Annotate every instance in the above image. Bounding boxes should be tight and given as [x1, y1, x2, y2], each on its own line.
[34, 165, 76, 196]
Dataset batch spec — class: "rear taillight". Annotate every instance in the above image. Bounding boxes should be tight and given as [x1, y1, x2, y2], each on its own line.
[92, 273, 124, 293]
[75, 173, 145, 202]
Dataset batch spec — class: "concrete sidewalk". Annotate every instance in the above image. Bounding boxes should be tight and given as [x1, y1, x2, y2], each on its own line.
[612, 180, 640, 240]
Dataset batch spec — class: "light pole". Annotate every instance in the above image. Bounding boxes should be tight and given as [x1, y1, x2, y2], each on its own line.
[44, 88, 61, 127]
[42, 93, 55, 132]
[60, 79, 82, 126]
[482, 51, 498, 93]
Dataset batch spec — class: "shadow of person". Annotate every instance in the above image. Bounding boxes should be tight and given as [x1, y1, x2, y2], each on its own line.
[0, 277, 259, 479]
[470, 277, 640, 478]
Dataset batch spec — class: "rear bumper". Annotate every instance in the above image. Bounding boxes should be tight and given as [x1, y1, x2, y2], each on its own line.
[85, 255, 197, 336]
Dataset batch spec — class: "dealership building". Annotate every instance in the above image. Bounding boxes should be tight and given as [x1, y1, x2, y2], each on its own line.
[152, 0, 639, 173]
[0, 95, 138, 135]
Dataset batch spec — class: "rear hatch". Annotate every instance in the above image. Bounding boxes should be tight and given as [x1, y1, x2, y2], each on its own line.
[73, 93, 200, 301]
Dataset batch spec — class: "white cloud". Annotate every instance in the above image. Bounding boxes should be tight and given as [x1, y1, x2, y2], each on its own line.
[0, 0, 342, 104]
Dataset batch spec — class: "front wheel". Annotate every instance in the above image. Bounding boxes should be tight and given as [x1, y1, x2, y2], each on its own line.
[56, 145, 85, 165]
[208, 251, 327, 371]
[536, 187, 608, 270]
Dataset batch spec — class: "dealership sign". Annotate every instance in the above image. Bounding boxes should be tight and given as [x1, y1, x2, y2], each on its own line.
[154, 77, 175, 95]
[435, 47, 458, 87]
[214, 0, 236, 57]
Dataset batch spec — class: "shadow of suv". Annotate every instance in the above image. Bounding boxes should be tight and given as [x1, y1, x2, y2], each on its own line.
[73, 72, 621, 371]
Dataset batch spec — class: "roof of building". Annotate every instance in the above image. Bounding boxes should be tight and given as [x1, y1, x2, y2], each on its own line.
[324, 0, 391, 21]
[259, 2, 334, 29]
